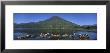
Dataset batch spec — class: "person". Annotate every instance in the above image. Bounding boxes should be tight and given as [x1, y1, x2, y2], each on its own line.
[17, 37, 21, 39]
[26, 34, 31, 38]
[79, 34, 85, 40]
[40, 33, 43, 37]
[85, 34, 89, 40]
[73, 33, 76, 36]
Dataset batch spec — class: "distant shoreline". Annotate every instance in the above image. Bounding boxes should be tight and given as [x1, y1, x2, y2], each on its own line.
[14, 28, 97, 32]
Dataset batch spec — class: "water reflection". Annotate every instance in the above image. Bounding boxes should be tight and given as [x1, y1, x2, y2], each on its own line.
[14, 28, 97, 40]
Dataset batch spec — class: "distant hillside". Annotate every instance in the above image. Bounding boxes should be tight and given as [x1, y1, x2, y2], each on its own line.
[14, 16, 80, 29]
[14, 16, 96, 32]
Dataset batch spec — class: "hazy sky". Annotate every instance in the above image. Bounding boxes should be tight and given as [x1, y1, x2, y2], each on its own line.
[14, 13, 97, 26]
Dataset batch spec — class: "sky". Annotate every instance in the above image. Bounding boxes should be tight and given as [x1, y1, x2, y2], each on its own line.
[14, 13, 97, 26]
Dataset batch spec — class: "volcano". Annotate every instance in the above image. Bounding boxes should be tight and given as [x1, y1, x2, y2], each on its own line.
[14, 16, 80, 30]
[36, 16, 80, 29]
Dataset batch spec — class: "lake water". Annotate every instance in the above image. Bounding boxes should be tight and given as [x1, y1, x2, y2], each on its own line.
[14, 28, 97, 40]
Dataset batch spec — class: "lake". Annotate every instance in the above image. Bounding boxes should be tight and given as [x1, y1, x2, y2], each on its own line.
[14, 28, 97, 40]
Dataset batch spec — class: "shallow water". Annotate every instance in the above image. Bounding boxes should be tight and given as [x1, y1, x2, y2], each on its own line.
[14, 28, 97, 40]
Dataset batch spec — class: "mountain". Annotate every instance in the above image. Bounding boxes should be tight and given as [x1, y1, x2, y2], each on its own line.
[14, 16, 97, 32]
[14, 16, 81, 29]
[35, 16, 80, 29]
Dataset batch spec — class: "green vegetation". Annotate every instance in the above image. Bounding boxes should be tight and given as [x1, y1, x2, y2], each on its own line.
[14, 16, 97, 32]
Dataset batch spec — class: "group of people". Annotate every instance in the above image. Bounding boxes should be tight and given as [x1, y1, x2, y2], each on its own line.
[79, 34, 90, 40]
[39, 32, 90, 40]
[16, 32, 90, 40]
[16, 34, 33, 40]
